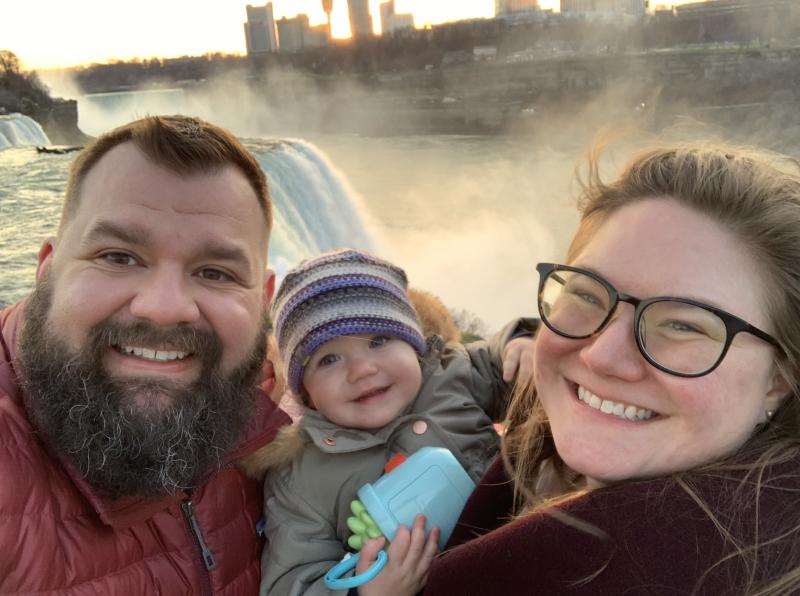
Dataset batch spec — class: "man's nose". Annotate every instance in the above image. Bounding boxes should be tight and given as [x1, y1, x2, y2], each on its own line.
[579, 308, 647, 382]
[128, 267, 200, 326]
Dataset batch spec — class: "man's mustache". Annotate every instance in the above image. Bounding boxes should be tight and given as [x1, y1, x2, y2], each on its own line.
[86, 320, 223, 370]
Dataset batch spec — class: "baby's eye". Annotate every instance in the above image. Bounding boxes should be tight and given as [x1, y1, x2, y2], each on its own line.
[369, 336, 391, 349]
[317, 354, 340, 367]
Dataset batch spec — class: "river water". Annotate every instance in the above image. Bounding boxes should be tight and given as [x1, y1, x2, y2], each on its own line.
[3, 86, 798, 331]
[0, 96, 582, 331]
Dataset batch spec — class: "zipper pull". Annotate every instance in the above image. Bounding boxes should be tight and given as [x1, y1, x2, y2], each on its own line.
[181, 500, 218, 570]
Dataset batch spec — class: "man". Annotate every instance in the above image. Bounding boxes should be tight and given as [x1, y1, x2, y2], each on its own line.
[0, 115, 291, 593]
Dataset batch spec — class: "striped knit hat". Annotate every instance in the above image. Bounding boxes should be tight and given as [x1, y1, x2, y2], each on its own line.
[271, 249, 426, 396]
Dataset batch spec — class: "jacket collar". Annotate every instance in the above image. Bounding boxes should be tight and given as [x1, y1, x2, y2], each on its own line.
[301, 409, 387, 452]
[0, 300, 25, 403]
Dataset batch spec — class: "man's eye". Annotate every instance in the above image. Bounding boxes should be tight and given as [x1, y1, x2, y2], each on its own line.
[101, 252, 137, 266]
[369, 336, 390, 348]
[198, 269, 233, 282]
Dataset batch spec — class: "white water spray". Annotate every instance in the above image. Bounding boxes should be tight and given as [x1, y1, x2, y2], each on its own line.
[0, 114, 51, 149]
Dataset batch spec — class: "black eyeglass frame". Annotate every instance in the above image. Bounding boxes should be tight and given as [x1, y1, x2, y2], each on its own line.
[536, 262, 783, 378]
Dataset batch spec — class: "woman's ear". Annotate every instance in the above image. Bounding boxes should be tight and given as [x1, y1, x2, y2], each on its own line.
[764, 365, 792, 419]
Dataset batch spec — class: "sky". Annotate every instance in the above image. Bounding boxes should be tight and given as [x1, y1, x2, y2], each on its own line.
[2, 0, 696, 70]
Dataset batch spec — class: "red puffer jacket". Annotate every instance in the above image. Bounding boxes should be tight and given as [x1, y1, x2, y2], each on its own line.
[0, 301, 291, 595]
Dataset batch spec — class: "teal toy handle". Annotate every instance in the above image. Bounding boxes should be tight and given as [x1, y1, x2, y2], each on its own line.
[324, 549, 388, 590]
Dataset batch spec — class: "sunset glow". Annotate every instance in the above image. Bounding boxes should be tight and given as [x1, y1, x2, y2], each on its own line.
[2, 0, 700, 70]
[272, 0, 497, 39]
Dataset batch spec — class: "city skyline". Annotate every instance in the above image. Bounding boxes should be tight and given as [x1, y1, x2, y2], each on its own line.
[3, 0, 703, 70]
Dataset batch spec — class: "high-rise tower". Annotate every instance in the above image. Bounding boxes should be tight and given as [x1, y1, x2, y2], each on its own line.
[244, 3, 278, 53]
[495, 0, 539, 15]
[321, 0, 334, 39]
[348, 0, 373, 38]
[380, 0, 414, 34]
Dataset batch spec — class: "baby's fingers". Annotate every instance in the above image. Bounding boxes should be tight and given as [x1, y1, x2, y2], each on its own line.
[356, 537, 386, 575]
[386, 523, 412, 564]
[401, 515, 435, 571]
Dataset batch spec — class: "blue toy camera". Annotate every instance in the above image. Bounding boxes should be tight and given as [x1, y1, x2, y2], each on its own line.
[324, 446, 475, 590]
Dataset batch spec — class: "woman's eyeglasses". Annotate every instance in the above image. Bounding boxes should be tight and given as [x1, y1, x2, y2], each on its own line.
[536, 263, 783, 377]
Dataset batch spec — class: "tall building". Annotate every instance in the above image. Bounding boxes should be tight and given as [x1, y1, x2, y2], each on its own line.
[321, 0, 334, 39]
[380, 0, 414, 34]
[675, 0, 790, 18]
[495, 0, 542, 23]
[244, 3, 278, 54]
[348, 0, 373, 38]
[495, 0, 539, 14]
[618, 0, 645, 16]
[560, 0, 644, 17]
[276, 15, 328, 52]
[671, 0, 797, 42]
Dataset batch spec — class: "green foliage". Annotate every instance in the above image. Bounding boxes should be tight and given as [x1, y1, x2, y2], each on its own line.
[0, 50, 21, 75]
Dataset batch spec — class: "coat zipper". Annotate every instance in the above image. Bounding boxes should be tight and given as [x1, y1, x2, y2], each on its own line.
[181, 498, 217, 595]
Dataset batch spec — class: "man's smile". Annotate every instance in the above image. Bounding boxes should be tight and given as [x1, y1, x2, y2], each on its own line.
[114, 345, 192, 362]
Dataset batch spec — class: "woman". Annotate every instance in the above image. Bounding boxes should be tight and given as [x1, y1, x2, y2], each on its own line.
[422, 144, 800, 595]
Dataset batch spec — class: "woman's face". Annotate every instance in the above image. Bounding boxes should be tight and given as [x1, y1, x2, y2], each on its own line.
[534, 198, 788, 486]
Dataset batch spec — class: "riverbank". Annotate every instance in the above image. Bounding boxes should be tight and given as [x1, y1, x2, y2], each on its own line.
[32, 98, 92, 145]
[0, 51, 91, 145]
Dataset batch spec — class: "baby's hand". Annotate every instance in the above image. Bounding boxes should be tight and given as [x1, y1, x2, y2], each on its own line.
[502, 336, 536, 383]
[356, 515, 439, 596]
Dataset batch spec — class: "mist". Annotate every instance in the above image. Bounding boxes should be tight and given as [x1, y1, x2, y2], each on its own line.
[35, 66, 800, 330]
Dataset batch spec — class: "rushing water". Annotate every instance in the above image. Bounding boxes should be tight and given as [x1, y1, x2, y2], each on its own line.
[10, 85, 800, 331]
[0, 122, 580, 331]
[0, 136, 380, 302]
[20, 83, 799, 330]
[0, 130, 575, 329]
[23, 82, 756, 330]
[0, 114, 51, 148]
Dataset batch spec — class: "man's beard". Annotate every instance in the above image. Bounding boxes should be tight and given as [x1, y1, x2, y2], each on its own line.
[18, 280, 269, 499]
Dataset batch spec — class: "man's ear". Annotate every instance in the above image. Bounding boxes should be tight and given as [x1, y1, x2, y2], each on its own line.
[264, 268, 276, 306]
[35, 237, 56, 283]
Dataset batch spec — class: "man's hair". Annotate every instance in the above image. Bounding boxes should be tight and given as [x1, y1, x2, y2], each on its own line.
[60, 115, 270, 232]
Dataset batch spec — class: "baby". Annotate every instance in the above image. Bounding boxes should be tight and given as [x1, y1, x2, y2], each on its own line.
[259, 249, 534, 595]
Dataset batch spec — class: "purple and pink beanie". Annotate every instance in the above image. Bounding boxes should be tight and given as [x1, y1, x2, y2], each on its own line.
[271, 249, 426, 396]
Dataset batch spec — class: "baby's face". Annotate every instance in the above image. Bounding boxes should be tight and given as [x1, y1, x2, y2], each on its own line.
[302, 334, 422, 429]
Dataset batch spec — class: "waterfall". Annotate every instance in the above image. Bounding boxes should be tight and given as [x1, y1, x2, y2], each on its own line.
[0, 129, 378, 305]
[253, 139, 378, 280]
[0, 114, 51, 149]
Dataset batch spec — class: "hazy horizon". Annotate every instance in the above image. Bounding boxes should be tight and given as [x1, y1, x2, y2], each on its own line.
[5, 0, 708, 70]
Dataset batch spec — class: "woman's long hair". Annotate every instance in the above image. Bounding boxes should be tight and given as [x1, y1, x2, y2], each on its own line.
[502, 143, 800, 594]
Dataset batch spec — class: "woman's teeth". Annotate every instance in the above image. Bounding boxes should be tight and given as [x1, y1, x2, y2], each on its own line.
[577, 386, 656, 421]
[118, 345, 190, 362]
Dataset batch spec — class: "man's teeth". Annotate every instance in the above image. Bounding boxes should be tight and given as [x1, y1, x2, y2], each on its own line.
[577, 386, 655, 421]
[119, 346, 190, 361]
